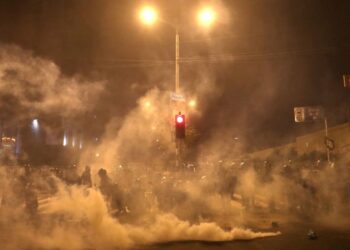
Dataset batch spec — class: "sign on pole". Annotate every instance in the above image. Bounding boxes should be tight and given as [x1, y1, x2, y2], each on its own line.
[294, 106, 324, 123]
[170, 92, 185, 102]
[324, 137, 335, 151]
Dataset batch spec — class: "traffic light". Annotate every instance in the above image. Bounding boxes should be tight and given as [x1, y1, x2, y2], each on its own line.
[175, 113, 185, 139]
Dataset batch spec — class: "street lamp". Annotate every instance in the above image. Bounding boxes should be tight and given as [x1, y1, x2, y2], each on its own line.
[142, 100, 152, 110]
[188, 99, 196, 108]
[145, 101, 151, 108]
[197, 7, 216, 28]
[139, 5, 217, 167]
[31, 119, 39, 131]
[139, 6, 158, 25]
[139, 5, 216, 94]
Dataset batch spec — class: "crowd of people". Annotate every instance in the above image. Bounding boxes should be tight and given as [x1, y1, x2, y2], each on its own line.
[1, 151, 350, 224]
[209, 153, 350, 217]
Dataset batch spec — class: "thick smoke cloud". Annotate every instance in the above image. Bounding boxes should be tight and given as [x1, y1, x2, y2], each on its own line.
[2, 1, 349, 248]
[86, 88, 174, 168]
[0, 167, 280, 249]
[0, 44, 104, 120]
[0, 44, 280, 249]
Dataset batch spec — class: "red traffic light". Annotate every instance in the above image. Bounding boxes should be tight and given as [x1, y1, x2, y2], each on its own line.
[176, 115, 184, 124]
[175, 114, 185, 139]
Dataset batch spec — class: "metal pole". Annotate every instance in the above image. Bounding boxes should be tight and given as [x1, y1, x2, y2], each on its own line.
[175, 28, 181, 169]
[324, 117, 330, 163]
[175, 28, 180, 93]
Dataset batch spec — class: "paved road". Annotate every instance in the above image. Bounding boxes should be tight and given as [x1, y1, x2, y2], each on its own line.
[1, 218, 349, 249]
[2, 194, 350, 250]
[139, 223, 350, 250]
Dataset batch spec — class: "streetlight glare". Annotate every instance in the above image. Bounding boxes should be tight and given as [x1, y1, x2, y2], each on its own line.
[198, 7, 216, 27]
[140, 6, 157, 25]
[32, 119, 39, 131]
[189, 100, 196, 108]
[63, 133, 68, 146]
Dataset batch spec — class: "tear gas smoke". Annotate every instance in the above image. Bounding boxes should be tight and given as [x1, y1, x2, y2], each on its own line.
[11, 90, 350, 250]
[0, 44, 104, 121]
[2, 41, 350, 250]
[0, 171, 280, 249]
[0, 44, 280, 249]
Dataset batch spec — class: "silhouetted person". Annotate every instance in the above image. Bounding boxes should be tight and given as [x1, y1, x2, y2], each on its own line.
[24, 181, 38, 218]
[98, 168, 112, 195]
[98, 168, 124, 214]
[80, 165, 92, 187]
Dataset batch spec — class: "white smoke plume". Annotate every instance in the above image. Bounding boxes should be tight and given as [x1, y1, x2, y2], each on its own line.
[0, 44, 281, 249]
[0, 44, 104, 119]
[0, 175, 279, 249]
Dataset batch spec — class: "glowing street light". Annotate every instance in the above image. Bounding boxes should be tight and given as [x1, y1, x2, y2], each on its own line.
[138, 5, 220, 167]
[145, 101, 151, 108]
[63, 133, 68, 146]
[198, 7, 216, 28]
[142, 100, 152, 110]
[140, 6, 157, 25]
[139, 6, 217, 94]
[188, 99, 196, 108]
[31, 119, 39, 131]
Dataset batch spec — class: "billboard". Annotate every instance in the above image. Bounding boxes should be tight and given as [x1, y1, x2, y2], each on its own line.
[294, 106, 324, 123]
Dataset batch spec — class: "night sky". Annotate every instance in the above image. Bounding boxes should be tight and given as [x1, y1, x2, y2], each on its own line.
[1, 0, 350, 150]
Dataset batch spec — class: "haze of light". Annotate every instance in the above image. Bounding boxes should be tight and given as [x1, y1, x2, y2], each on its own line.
[198, 8, 216, 27]
[140, 6, 157, 25]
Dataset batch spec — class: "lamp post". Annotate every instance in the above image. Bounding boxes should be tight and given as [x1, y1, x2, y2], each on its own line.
[139, 5, 216, 168]
[175, 27, 180, 93]
[139, 5, 216, 94]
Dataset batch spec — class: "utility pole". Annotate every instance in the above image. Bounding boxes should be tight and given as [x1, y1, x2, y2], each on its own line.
[324, 118, 331, 163]
[175, 27, 180, 94]
[174, 22, 183, 169]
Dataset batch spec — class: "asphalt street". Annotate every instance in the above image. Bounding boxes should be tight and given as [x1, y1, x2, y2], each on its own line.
[139, 221, 350, 250]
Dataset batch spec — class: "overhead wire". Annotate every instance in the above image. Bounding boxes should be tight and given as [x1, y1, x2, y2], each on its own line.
[93, 46, 346, 69]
